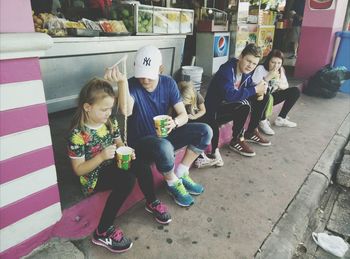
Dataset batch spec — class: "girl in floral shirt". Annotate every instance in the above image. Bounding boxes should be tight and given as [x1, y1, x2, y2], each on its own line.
[68, 77, 171, 253]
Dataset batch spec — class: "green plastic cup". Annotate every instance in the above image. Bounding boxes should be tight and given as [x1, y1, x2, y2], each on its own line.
[116, 146, 133, 170]
[153, 115, 169, 138]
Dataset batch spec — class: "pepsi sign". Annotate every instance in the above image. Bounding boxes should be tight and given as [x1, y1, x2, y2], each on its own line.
[213, 35, 229, 57]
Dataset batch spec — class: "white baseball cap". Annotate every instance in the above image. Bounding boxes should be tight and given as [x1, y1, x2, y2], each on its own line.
[134, 45, 162, 80]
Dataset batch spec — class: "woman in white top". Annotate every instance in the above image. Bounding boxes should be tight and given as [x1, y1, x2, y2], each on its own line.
[252, 49, 300, 135]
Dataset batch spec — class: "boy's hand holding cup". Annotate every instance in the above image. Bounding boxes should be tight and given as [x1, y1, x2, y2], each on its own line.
[153, 115, 170, 137]
[256, 81, 268, 101]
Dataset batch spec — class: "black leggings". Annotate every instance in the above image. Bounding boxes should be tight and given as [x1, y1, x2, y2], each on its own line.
[262, 87, 300, 120]
[94, 161, 156, 232]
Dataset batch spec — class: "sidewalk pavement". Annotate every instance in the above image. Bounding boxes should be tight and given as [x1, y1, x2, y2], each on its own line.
[26, 91, 350, 259]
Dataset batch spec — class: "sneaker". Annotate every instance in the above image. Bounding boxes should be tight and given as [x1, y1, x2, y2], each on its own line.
[167, 179, 194, 207]
[214, 148, 224, 167]
[229, 138, 256, 157]
[245, 129, 271, 146]
[181, 174, 204, 195]
[92, 226, 133, 253]
[194, 153, 218, 168]
[274, 116, 297, 127]
[259, 119, 275, 135]
[145, 200, 172, 224]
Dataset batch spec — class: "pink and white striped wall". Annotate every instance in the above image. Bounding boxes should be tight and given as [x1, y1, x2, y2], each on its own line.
[0, 1, 62, 258]
[294, 0, 348, 79]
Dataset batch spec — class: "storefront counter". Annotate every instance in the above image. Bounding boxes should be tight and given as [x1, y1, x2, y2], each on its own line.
[40, 35, 186, 113]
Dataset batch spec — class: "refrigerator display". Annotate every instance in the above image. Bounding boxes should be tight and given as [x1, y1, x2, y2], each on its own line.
[257, 25, 275, 56]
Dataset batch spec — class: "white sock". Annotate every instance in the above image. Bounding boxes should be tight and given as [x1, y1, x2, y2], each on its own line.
[166, 177, 178, 186]
[175, 163, 189, 178]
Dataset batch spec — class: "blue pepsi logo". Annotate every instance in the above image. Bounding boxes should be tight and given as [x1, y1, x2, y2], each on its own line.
[218, 36, 226, 51]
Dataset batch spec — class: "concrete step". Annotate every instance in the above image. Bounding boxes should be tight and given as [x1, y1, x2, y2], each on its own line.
[23, 238, 84, 259]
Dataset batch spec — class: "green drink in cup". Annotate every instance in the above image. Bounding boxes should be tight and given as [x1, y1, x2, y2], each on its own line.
[153, 115, 169, 138]
[116, 146, 133, 170]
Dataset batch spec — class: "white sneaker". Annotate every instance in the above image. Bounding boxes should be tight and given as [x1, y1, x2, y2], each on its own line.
[274, 116, 297, 127]
[194, 153, 217, 168]
[214, 148, 224, 167]
[259, 119, 275, 135]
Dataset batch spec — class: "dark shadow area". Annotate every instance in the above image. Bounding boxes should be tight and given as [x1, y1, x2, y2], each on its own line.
[49, 108, 83, 209]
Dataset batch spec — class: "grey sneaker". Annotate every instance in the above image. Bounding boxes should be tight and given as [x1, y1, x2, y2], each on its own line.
[92, 226, 132, 253]
[145, 200, 172, 224]
[194, 153, 218, 168]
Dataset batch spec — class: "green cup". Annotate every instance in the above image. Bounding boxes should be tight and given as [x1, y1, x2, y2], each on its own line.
[115, 146, 133, 170]
[153, 115, 169, 138]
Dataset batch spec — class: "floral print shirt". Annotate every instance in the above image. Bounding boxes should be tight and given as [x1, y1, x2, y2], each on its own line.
[67, 119, 121, 195]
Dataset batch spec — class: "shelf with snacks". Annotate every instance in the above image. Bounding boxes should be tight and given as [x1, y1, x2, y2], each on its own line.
[32, 11, 130, 37]
[32, 3, 194, 37]
[118, 2, 194, 35]
[229, 0, 278, 57]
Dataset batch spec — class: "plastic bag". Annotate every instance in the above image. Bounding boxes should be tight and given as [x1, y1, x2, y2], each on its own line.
[265, 94, 274, 118]
[312, 232, 349, 257]
[303, 65, 350, 98]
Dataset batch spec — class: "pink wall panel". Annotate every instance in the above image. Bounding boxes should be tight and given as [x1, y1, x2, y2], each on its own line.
[0, 104, 49, 137]
[0, 58, 42, 84]
[0, 146, 55, 184]
[0, 0, 34, 33]
[303, 5, 335, 28]
[0, 2, 61, 258]
[294, 26, 334, 79]
[302, 1, 347, 28]
[0, 185, 60, 229]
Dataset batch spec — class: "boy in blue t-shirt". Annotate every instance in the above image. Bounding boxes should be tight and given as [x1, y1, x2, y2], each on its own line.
[105, 45, 213, 207]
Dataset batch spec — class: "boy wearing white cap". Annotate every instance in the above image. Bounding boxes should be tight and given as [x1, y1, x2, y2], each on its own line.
[107, 45, 213, 207]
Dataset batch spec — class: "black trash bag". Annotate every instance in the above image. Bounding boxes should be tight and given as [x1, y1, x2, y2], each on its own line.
[303, 65, 350, 98]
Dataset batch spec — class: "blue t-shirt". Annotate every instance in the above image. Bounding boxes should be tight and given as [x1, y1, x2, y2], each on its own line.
[127, 75, 181, 146]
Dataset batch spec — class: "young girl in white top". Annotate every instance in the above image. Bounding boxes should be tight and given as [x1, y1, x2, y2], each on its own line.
[252, 49, 300, 135]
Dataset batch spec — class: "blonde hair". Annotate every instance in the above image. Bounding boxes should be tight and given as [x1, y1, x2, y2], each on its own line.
[178, 81, 197, 111]
[70, 77, 116, 133]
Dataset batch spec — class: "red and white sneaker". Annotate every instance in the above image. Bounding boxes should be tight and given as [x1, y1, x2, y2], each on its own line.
[245, 128, 271, 146]
[229, 138, 256, 157]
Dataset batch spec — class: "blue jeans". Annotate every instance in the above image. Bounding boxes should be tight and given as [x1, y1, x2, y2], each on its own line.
[134, 122, 212, 174]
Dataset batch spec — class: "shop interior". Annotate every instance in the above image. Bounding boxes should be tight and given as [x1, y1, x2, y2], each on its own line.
[30, 0, 305, 208]
[31, 0, 304, 64]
